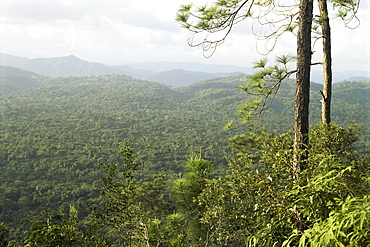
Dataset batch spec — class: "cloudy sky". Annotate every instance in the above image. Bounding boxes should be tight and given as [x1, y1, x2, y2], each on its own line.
[0, 0, 369, 72]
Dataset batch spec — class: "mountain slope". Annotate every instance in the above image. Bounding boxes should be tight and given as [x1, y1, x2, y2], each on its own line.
[0, 65, 45, 94]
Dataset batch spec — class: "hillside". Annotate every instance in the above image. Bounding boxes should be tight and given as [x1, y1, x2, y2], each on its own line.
[0, 68, 369, 240]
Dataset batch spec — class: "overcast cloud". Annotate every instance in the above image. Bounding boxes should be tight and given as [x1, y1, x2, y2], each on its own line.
[0, 0, 369, 73]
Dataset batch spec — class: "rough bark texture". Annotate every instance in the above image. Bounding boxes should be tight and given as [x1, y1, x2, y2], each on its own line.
[293, 0, 313, 179]
[318, 0, 332, 124]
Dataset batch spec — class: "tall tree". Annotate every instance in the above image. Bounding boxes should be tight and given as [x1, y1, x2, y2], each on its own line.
[293, 0, 313, 175]
[177, 0, 314, 177]
[177, 0, 361, 176]
[318, 0, 332, 124]
[317, 0, 360, 123]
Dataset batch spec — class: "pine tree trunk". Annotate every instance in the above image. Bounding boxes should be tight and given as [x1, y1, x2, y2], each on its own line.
[293, 0, 314, 180]
[318, 0, 332, 124]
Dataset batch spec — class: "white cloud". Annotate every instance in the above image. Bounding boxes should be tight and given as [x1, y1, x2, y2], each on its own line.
[0, 0, 369, 71]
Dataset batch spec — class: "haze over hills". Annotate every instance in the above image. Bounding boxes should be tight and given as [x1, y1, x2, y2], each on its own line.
[1, 53, 368, 87]
[124, 61, 252, 74]
[0, 53, 153, 78]
[0, 53, 247, 87]
[310, 66, 370, 84]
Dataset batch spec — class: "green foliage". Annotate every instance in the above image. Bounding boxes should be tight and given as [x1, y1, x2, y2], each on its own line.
[164, 213, 188, 247]
[98, 143, 149, 245]
[199, 129, 294, 245]
[0, 222, 9, 247]
[22, 205, 109, 247]
[199, 123, 370, 246]
[228, 126, 275, 161]
[330, 0, 360, 23]
[310, 121, 359, 160]
[176, 0, 254, 57]
[169, 158, 214, 246]
[237, 55, 296, 122]
[12, 122, 367, 246]
[176, 1, 251, 32]
[97, 143, 173, 246]
[25, 206, 80, 247]
[292, 195, 370, 247]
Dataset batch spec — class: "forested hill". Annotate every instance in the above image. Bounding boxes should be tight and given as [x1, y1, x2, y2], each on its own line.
[0, 67, 369, 239]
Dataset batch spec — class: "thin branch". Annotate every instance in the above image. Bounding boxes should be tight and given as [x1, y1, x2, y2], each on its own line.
[245, 61, 323, 121]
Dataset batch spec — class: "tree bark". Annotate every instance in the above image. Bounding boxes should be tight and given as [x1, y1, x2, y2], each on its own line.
[293, 0, 313, 180]
[318, 0, 332, 124]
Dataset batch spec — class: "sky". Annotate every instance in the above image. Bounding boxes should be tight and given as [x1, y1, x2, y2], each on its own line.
[0, 0, 369, 73]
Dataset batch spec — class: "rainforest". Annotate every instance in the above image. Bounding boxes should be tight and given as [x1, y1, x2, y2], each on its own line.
[0, 65, 369, 246]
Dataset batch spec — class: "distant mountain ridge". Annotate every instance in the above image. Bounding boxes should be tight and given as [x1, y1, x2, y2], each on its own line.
[0, 53, 369, 87]
[0, 53, 144, 78]
[0, 53, 247, 87]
